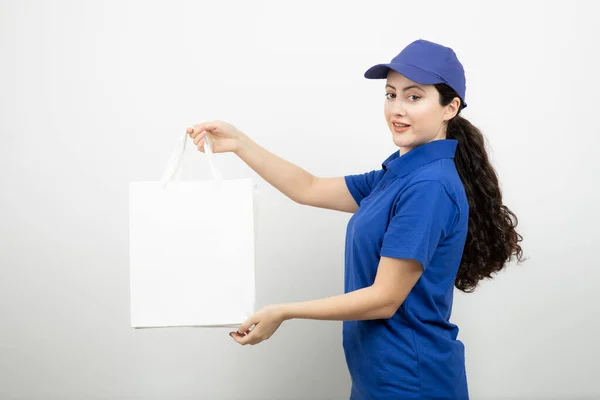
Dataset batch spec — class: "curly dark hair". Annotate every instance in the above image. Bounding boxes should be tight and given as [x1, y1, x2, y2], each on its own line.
[434, 83, 525, 292]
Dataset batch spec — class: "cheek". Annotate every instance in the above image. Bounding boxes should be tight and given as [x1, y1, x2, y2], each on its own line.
[383, 103, 392, 116]
[410, 105, 437, 125]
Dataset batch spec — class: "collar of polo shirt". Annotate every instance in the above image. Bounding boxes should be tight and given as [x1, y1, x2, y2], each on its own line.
[382, 139, 458, 177]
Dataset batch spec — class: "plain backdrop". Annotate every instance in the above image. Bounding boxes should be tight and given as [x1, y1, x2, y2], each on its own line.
[1, 0, 599, 399]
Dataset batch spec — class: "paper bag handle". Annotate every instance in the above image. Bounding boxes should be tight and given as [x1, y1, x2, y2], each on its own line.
[160, 131, 223, 187]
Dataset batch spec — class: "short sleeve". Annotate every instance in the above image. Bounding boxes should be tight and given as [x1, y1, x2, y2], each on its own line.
[344, 169, 385, 206]
[380, 181, 458, 270]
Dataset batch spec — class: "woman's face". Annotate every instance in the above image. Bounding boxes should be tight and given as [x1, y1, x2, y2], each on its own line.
[384, 70, 459, 155]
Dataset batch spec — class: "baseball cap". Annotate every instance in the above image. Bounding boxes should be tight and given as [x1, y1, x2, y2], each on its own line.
[364, 39, 467, 109]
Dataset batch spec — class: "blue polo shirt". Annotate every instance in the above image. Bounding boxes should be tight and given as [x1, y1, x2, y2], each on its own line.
[343, 139, 469, 400]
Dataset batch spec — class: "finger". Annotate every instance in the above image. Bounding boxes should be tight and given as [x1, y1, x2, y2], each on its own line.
[238, 315, 259, 334]
[238, 329, 261, 346]
[230, 331, 256, 345]
[229, 332, 244, 344]
[192, 121, 218, 136]
[229, 329, 250, 339]
[197, 139, 205, 152]
[195, 131, 206, 145]
[188, 126, 203, 139]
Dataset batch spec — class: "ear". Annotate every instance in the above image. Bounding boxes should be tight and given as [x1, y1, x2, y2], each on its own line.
[443, 96, 461, 121]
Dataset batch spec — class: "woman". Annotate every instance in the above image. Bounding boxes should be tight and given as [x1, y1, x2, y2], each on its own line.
[186, 39, 523, 399]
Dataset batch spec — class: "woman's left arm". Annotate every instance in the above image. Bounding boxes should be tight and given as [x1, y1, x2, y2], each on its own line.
[230, 256, 423, 346]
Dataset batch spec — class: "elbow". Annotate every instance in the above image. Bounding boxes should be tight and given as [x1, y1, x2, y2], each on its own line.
[374, 298, 402, 320]
[376, 292, 404, 319]
[296, 175, 317, 206]
[370, 284, 409, 319]
[294, 195, 307, 206]
[380, 304, 399, 319]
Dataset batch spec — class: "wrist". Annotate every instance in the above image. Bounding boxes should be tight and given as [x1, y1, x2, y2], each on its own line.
[275, 303, 293, 321]
[234, 131, 251, 156]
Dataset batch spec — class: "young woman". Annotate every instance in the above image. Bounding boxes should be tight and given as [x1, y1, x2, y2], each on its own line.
[186, 39, 524, 400]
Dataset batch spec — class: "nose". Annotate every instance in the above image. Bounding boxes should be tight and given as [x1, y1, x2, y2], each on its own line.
[392, 110, 406, 120]
[391, 100, 407, 117]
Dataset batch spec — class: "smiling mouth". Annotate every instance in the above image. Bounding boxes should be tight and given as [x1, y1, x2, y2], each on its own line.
[392, 123, 411, 133]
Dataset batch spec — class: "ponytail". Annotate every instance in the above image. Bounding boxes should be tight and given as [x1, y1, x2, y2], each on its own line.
[435, 84, 525, 292]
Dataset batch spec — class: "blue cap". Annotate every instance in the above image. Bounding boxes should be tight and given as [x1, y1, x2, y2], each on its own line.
[364, 39, 467, 109]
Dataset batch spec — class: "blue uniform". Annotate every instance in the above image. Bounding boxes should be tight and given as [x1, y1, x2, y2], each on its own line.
[343, 139, 469, 399]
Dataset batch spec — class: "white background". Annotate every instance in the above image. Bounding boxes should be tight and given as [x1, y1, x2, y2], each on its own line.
[1, 0, 599, 399]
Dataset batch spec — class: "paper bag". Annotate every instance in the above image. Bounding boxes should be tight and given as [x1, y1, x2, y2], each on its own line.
[129, 132, 256, 328]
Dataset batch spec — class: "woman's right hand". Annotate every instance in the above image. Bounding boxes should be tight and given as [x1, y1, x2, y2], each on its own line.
[186, 120, 243, 154]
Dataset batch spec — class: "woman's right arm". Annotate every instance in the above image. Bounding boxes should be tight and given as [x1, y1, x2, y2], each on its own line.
[187, 121, 358, 213]
[235, 133, 358, 213]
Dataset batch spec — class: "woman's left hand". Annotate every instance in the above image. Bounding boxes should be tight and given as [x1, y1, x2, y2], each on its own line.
[229, 304, 287, 346]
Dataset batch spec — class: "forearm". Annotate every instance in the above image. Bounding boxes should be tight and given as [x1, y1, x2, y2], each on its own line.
[234, 132, 314, 204]
[279, 286, 395, 322]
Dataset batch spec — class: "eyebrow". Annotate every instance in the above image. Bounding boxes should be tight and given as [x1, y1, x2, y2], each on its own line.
[385, 84, 425, 92]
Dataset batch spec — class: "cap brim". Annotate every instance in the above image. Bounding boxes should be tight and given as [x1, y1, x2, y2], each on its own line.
[364, 63, 443, 84]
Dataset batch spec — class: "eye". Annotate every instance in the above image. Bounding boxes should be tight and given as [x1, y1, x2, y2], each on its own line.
[385, 93, 421, 101]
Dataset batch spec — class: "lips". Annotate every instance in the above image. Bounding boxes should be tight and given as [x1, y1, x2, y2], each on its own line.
[392, 122, 411, 133]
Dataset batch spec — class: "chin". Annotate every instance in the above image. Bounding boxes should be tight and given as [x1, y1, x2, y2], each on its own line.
[391, 133, 417, 148]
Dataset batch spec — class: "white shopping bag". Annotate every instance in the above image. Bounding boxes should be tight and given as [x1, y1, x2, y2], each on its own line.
[129, 132, 257, 328]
